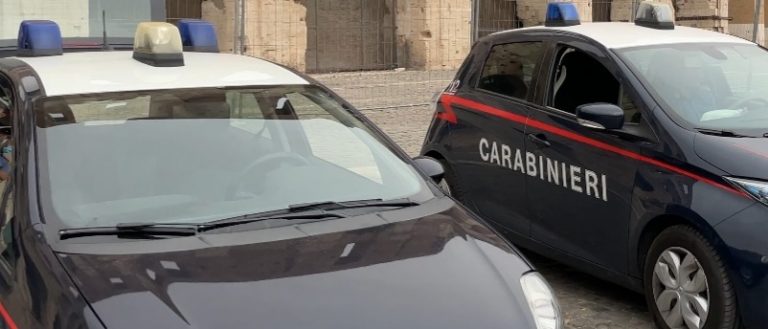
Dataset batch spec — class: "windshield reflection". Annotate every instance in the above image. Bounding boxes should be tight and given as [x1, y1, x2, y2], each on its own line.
[35, 86, 433, 230]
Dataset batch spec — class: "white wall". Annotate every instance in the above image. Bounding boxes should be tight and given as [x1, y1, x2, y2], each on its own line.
[729, 23, 766, 45]
[1, 0, 90, 39]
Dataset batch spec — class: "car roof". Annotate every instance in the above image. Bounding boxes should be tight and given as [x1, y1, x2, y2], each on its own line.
[497, 22, 753, 49]
[12, 51, 309, 97]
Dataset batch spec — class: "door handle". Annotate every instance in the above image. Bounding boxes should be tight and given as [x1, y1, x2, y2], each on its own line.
[527, 133, 551, 147]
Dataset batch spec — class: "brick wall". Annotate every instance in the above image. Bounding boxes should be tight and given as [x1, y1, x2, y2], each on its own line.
[675, 0, 729, 32]
[202, 0, 237, 53]
[204, 0, 471, 72]
[395, 0, 472, 70]
[729, 0, 764, 43]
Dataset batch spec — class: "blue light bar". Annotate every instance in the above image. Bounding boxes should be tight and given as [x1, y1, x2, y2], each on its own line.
[17, 20, 63, 57]
[178, 19, 219, 53]
[635, 1, 675, 29]
[545, 2, 581, 27]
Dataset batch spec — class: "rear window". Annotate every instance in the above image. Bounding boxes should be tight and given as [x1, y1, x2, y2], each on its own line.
[477, 42, 545, 100]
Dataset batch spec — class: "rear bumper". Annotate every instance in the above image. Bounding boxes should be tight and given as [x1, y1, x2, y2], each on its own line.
[715, 203, 768, 329]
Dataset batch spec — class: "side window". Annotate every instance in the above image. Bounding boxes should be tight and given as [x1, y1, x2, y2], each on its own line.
[477, 42, 544, 100]
[550, 47, 621, 113]
[0, 76, 16, 272]
[227, 92, 272, 139]
[550, 47, 642, 124]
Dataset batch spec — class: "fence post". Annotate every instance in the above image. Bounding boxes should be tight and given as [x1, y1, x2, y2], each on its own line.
[471, 0, 480, 44]
[234, 0, 245, 54]
[753, 0, 763, 42]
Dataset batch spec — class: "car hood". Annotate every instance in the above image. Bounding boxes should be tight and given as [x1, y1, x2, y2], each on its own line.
[695, 134, 768, 180]
[56, 199, 536, 329]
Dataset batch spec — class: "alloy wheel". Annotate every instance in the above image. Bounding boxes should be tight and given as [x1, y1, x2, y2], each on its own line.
[652, 247, 710, 329]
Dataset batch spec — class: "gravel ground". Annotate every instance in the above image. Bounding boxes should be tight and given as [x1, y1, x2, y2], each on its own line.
[313, 69, 657, 328]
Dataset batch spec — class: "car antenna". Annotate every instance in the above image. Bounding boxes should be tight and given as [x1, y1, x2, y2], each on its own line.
[102, 10, 113, 51]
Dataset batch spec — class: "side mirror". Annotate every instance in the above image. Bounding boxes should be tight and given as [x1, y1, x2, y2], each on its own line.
[413, 156, 444, 183]
[575, 103, 624, 130]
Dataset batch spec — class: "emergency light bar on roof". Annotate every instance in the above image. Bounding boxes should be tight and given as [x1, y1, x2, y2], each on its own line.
[178, 19, 219, 53]
[17, 20, 63, 57]
[635, 1, 675, 29]
[132, 22, 185, 67]
[544, 2, 581, 27]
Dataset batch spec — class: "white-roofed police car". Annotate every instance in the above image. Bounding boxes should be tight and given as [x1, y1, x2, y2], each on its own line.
[422, 2, 768, 329]
[0, 19, 562, 329]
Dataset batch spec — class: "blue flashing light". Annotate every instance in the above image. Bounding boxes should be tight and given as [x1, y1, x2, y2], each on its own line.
[17, 20, 63, 57]
[545, 2, 581, 27]
[178, 19, 219, 53]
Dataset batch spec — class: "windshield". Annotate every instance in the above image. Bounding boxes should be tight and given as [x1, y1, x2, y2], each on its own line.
[617, 43, 768, 136]
[35, 85, 434, 229]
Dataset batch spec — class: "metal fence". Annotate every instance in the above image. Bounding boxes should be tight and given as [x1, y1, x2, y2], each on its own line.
[474, 0, 522, 41]
[185, 0, 746, 113]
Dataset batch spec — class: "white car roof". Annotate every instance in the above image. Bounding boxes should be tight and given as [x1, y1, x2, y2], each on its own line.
[15, 51, 309, 97]
[509, 22, 753, 49]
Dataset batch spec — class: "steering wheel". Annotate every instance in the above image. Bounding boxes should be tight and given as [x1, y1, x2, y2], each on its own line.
[726, 97, 768, 112]
[225, 152, 310, 199]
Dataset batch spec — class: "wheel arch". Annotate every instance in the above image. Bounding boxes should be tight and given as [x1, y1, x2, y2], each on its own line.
[634, 213, 732, 283]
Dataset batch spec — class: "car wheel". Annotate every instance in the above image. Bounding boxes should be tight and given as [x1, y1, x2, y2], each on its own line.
[644, 225, 738, 329]
[438, 159, 466, 200]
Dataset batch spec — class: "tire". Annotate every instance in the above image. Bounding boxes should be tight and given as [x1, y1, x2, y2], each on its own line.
[643, 225, 738, 329]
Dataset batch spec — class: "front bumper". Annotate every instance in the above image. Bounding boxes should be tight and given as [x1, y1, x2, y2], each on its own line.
[715, 203, 768, 329]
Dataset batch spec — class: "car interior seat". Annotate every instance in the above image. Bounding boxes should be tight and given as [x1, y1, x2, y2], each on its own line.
[553, 50, 620, 113]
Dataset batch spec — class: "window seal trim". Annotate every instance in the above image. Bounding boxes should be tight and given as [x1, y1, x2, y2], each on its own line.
[474, 88, 541, 109]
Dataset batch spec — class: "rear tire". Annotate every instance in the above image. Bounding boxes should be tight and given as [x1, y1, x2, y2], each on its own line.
[643, 225, 738, 329]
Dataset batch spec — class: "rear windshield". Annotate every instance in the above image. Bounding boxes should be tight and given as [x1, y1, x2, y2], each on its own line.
[34, 85, 433, 229]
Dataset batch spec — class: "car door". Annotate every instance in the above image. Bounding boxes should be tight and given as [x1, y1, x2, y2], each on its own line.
[524, 38, 657, 272]
[445, 38, 546, 237]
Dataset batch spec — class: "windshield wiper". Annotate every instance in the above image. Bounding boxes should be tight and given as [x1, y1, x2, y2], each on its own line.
[200, 199, 419, 232]
[59, 223, 200, 240]
[695, 128, 751, 138]
[288, 198, 420, 212]
[200, 211, 345, 232]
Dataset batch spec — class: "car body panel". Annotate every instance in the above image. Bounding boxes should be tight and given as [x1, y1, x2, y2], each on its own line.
[694, 134, 768, 180]
[0, 50, 545, 329]
[715, 203, 768, 329]
[57, 202, 536, 329]
[422, 24, 768, 328]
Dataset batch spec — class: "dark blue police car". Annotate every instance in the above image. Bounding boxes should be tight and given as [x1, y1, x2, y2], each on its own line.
[0, 20, 562, 329]
[422, 2, 768, 329]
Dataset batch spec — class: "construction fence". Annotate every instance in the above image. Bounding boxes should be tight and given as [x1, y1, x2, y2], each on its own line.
[0, 0, 759, 113]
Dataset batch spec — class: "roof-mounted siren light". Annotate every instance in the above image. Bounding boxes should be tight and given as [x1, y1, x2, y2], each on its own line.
[17, 20, 63, 57]
[544, 2, 581, 27]
[635, 1, 675, 29]
[132, 22, 184, 67]
[178, 19, 219, 52]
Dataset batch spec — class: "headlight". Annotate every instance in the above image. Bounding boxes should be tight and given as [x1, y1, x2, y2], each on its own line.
[724, 177, 768, 206]
[520, 272, 562, 329]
